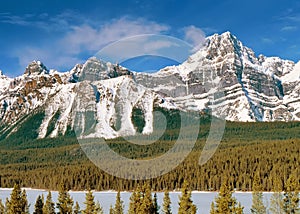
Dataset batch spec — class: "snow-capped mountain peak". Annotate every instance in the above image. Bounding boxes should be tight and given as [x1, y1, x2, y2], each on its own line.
[0, 32, 300, 140]
[24, 60, 50, 76]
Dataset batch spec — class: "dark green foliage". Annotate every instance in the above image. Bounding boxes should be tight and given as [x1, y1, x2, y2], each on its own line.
[34, 195, 44, 214]
[45, 110, 61, 137]
[0, 117, 299, 193]
[0, 199, 5, 214]
[283, 173, 299, 214]
[6, 183, 29, 214]
[162, 190, 171, 214]
[251, 172, 266, 214]
[3, 111, 45, 144]
[111, 191, 124, 214]
[128, 183, 157, 214]
[43, 191, 55, 214]
[131, 108, 146, 133]
[178, 181, 196, 214]
[210, 179, 244, 214]
[73, 202, 81, 214]
[57, 183, 73, 214]
[21, 190, 30, 214]
[153, 193, 159, 214]
[269, 177, 284, 214]
[128, 185, 141, 214]
[94, 201, 103, 214]
[83, 190, 95, 214]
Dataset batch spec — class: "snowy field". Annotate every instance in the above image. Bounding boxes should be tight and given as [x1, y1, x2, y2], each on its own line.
[0, 188, 273, 214]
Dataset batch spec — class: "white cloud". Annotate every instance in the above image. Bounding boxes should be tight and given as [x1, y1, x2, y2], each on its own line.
[11, 17, 170, 72]
[183, 25, 206, 52]
[0, 10, 87, 32]
[281, 26, 298, 31]
[60, 17, 170, 54]
[96, 35, 191, 64]
[261, 37, 274, 44]
[7, 13, 206, 74]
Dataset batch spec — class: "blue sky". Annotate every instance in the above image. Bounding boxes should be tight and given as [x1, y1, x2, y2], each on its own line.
[0, 0, 300, 76]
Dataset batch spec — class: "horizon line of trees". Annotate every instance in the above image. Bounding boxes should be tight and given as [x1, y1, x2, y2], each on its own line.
[0, 176, 298, 214]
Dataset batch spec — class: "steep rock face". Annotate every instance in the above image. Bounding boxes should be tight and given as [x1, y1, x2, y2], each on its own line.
[0, 62, 64, 124]
[24, 61, 49, 76]
[0, 31, 300, 140]
[136, 32, 299, 121]
[69, 57, 134, 83]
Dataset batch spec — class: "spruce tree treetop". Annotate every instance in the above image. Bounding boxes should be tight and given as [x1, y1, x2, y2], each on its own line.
[162, 190, 171, 214]
[153, 193, 160, 214]
[74, 201, 81, 214]
[57, 183, 73, 214]
[83, 190, 96, 214]
[0, 199, 5, 214]
[283, 173, 299, 214]
[178, 181, 197, 214]
[43, 191, 55, 214]
[251, 171, 266, 214]
[33, 195, 44, 214]
[211, 179, 244, 214]
[7, 183, 27, 214]
[113, 191, 124, 214]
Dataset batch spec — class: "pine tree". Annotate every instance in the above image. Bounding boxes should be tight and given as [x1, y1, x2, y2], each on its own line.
[34, 195, 44, 214]
[210, 202, 216, 214]
[283, 173, 299, 214]
[95, 201, 104, 214]
[162, 190, 171, 214]
[57, 183, 74, 214]
[251, 172, 266, 214]
[83, 190, 95, 214]
[153, 193, 159, 214]
[112, 191, 124, 214]
[234, 202, 244, 214]
[269, 177, 284, 214]
[140, 183, 154, 214]
[21, 190, 30, 214]
[0, 199, 5, 214]
[178, 181, 197, 214]
[43, 191, 55, 214]
[210, 179, 244, 214]
[128, 185, 142, 214]
[5, 198, 10, 214]
[73, 201, 81, 214]
[6, 183, 28, 214]
[109, 205, 114, 214]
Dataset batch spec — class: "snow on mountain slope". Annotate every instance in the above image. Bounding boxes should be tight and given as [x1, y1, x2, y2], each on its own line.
[281, 61, 300, 83]
[0, 71, 10, 94]
[0, 31, 300, 140]
[136, 32, 298, 122]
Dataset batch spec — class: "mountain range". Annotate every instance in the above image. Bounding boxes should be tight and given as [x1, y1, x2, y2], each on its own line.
[0, 32, 300, 140]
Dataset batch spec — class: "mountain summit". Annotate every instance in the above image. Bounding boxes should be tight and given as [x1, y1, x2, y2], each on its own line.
[0, 32, 300, 139]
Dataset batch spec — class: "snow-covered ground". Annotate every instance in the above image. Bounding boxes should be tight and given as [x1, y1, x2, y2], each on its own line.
[0, 188, 274, 214]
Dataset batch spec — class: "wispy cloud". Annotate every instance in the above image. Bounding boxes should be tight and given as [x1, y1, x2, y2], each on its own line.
[280, 14, 300, 22]
[281, 25, 298, 31]
[9, 16, 170, 71]
[60, 17, 170, 54]
[183, 25, 206, 52]
[0, 10, 90, 32]
[4, 11, 207, 74]
[261, 37, 274, 44]
[276, 8, 300, 23]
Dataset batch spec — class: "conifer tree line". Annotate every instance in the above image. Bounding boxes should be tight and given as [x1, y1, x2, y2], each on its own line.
[0, 178, 299, 214]
[1, 139, 299, 193]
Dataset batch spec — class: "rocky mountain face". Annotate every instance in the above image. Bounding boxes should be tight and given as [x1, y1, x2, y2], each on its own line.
[0, 32, 299, 139]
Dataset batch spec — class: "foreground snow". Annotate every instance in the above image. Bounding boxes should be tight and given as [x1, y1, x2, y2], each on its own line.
[0, 188, 273, 214]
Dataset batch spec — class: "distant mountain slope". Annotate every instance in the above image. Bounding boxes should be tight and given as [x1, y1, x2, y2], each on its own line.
[0, 32, 300, 140]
